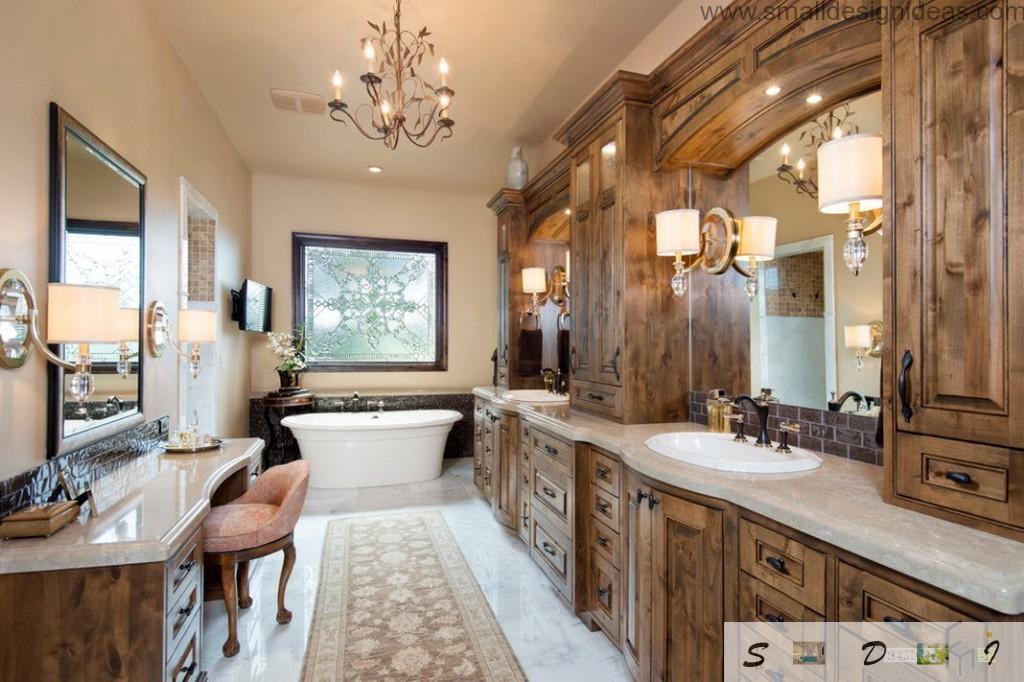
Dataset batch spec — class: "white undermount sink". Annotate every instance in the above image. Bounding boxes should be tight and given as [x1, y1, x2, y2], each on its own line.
[645, 432, 822, 474]
[499, 389, 570, 405]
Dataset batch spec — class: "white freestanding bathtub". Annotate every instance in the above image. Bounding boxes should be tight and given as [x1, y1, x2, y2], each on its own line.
[281, 410, 462, 489]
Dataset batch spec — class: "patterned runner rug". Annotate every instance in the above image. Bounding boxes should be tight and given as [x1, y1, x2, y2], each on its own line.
[301, 511, 526, 681]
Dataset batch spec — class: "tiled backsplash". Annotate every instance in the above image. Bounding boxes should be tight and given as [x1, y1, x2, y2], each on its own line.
[688, 391, 882, 465]
[0, 416, 169, 517]
[250, 393, 474, 468]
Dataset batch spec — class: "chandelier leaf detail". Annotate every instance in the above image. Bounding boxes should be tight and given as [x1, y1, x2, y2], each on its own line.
[775, 103, 860, 199]
[327, 0, 454, 150]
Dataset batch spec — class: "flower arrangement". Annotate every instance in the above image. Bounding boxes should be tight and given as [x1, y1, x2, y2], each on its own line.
[267, 328, 307, 374]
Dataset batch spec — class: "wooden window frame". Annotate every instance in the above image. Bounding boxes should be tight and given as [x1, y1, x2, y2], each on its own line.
[292, 232, 449, 372]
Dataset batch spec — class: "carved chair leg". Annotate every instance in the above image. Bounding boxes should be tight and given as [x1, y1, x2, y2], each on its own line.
[237, 560, 253, 609]
[219, 554, 241, 657]
[277, 542, 296, 624]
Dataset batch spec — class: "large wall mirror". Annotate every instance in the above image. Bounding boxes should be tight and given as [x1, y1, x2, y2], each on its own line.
[48, 104, 146, 456]
[746, 90, 882, 416]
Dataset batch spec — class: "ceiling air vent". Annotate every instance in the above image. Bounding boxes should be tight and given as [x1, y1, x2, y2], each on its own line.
[269, 89, 327, 115]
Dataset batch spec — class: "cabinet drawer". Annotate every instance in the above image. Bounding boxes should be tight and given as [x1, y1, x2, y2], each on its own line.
[591, 449, 621, 498]
[518, 469, 531, 543]
[590, 552, 621, 641]
[530, 426, 573, 470]
[531, 514, 572, 600]
[165, 621, 201, 682]
[837, 561, 972, 623]
[739, 519, 825, 614]
[894, 433, 1023, 527]
[166, 528, 202, 614]
[167, 575, 201, 663]
[532, 459, 571, 534]
[572, 379, 624, 419]
[590, 514, 621, 568]
[590, 485, 621, 532]
[739, 573, 824, 624]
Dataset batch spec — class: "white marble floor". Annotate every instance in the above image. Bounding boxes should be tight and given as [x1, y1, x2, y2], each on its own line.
[202, 457, 629, 681]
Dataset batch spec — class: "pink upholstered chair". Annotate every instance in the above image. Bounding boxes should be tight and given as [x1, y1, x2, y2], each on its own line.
[203, 460, 310, 657]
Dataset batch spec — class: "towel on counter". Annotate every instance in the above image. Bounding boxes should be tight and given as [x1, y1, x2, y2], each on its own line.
[518, 328, 543, 377]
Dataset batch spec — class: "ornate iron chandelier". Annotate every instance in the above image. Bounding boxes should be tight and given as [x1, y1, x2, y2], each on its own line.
[327, 0, 454, 149]
[775, 103, 860, 199]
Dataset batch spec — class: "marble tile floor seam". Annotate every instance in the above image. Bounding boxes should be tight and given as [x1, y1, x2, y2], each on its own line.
[202, 458, 627, 681]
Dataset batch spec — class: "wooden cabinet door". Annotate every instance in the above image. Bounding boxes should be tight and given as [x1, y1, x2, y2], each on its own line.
[622, 473, 652, 682]
[492, 414, 518, 529]
[650, 489, 724, 682]
[890, 0, 1024, 448]
[496, 250, 510, 374]
[482, 409, 495, 500]
[473, 414, 484, 491]
[570, 148, 596, 381]
[593, 124, 624, 387]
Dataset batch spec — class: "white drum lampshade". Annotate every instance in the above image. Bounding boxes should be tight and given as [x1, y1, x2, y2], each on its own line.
[117, 308, 139, 342]
[46, 283, 120, 343]
[521, 267, 547, 295]
[817, 133, 883, 214]
[655, 209, 701, 256]
[737, 216, 777, 261]
[844, 324, 873, 349]
[178, 309, 217, 343]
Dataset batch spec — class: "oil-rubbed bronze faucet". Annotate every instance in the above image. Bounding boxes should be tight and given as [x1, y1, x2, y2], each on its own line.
[733, 388, 778, 448]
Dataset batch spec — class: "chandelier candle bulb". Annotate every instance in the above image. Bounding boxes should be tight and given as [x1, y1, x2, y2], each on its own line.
[796, 157, 806, 179]
[781, 143, 790, 165]
[331, 71, 343, 101]
[364, 42, 376, 73]
[439, 57, 449, 86]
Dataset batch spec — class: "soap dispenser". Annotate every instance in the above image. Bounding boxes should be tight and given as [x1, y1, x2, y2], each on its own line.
[706, 389, 734, 432]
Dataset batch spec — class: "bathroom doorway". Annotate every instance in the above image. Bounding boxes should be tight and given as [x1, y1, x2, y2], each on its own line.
[750, 236, 837, 409]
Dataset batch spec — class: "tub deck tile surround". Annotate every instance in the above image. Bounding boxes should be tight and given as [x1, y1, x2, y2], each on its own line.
[0, 438, 264, 575]
[250, 392, 474, 467]
[473, 386, 1024, 614]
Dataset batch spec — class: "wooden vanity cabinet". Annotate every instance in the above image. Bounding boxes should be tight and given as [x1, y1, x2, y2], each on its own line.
[473, 399, 485, 490]
[884, 0, 1024, 541]
[492, 410, 520, 530]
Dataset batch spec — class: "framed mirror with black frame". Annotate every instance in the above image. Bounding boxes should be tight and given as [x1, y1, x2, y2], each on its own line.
[47, 103, 146, 457]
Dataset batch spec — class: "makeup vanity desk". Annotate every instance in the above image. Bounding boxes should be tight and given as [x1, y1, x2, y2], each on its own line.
[0, 437, 264, 682]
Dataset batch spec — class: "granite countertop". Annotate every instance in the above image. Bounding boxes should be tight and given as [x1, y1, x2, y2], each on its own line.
[473, 386, 1024, 615]
[0, 438, 264, 575]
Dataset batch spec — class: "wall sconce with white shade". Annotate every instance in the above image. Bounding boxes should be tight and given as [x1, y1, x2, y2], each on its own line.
[654, 206, 776, 301]
[817, 132, 883, 275]
[655, 208, 701, 297]
[116, 308, 139, 378]
[0, 269, 120, 411]
[145, 301, 217, 378]
[736, 216, 777, 300]
[844, 321, 882, 371]
[520, 260, 570, 322]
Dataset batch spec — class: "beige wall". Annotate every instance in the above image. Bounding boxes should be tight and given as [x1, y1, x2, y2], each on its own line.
[0, 0, 252, 480]
[250, 174, 496, 394]
[749, 177, 883, 399]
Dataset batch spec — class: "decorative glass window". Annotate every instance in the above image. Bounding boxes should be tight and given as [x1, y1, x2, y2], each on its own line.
[293, 233, 448, 371]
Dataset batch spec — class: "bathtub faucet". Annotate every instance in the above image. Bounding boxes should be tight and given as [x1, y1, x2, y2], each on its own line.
[347, 391, 367, 412]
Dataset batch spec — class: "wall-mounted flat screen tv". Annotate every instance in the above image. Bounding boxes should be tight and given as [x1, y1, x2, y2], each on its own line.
[230, 279, 273, 332]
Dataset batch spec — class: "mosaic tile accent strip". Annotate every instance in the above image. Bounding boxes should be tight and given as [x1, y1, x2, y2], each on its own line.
[0, 416, 169, 518]
[688, 391, 882, 465]
[187, 216, 216, 303]
[251, 393, 474, 469]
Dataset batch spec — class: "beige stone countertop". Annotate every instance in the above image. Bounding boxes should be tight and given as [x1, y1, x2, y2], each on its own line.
[473, 386, 1024, 614]
[0, 438, 264, 575]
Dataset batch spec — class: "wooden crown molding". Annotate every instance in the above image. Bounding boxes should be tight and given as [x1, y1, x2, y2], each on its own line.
[552, 70, 652, 148]
[486, 188, 526, 214]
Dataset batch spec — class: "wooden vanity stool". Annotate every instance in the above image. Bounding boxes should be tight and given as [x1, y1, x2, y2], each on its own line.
[202, 460, 310, 657]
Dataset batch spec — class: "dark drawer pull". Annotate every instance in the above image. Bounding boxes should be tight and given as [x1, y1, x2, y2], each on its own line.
[178, 661, 197, 681]
[596, 500, 611, 513]
[945, 471, 973, 485]
[541, 541, 558, 557]
[542, 486, 558, 499]
[765, 613, 785, 623]
[765, 556, 786, 573]
[647, 495, 660, 510]
[597, 535, 610, 547]
[543, 444, 559, 456]
[596, 585, 610, 598]
[596, 465, 610, 479]
[587, 393, 606, 402]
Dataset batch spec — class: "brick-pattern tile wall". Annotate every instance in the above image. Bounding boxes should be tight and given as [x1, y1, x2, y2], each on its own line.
[764, 251, 824, 318]
[688, 391, 882, 465]
[187, 216, 216, 303]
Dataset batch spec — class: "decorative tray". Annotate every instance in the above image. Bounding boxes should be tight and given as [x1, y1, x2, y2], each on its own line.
[159, 438, 225, 454]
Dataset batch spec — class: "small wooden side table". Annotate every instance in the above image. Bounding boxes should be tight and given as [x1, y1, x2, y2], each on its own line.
[262, 390, 315, 468]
